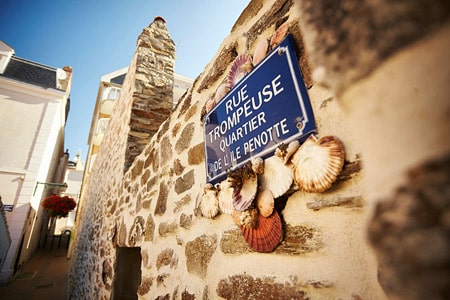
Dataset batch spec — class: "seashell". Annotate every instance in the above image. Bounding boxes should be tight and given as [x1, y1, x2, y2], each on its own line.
[218, 179, 235, 215]
[227, 54, 253, 87]
[251, 157, 264, 175]
[252, 38, 269, 66]
[275, 140, 300, 164]
[259, 155, 294, 198]
[214, 82, 230, 104]
[233, 173, 258, 211]
[241, 210, 282, 253]
[200, 183, 219, 219]
[240, 207, 259, 229]
[292, 135, 345, 193]
[270, 21, 289, 49]
[256, 190, 274, 217]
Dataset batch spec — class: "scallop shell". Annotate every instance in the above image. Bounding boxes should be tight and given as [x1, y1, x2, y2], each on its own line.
[240, 207, 259, 229]
[259, 155, 294, 198]
[252, 38, 269, 66]
[292, 135, 345, 193]
[256, 190, 275, 217]
[214, 82, 230, 104]
[241, 210, 282, 253]
[218, 179, 235, 215]
[200, 183, 219, 219]
[232, 174, 258, 211]
[275, 140, 300, 164]
[251, 157, 264, 175]
[227, 54, 253, 87]
[270, 21, 289, 49]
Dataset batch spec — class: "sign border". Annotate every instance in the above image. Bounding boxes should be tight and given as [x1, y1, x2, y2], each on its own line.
[203, 35, 316, 184]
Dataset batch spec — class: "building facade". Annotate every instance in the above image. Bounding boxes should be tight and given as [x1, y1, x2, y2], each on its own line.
[0, 41, 72, 283]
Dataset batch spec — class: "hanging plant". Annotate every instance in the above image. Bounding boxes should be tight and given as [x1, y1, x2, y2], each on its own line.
[41, 195, 76, 218]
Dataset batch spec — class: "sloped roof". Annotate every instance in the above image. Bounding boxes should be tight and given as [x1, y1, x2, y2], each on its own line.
[1, 56, 57, 89]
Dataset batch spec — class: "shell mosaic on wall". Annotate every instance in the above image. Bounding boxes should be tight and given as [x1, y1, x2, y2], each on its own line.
[198, 21, 346, 253]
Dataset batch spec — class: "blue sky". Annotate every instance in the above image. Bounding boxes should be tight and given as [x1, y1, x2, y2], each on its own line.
[1, 0, 249, 162]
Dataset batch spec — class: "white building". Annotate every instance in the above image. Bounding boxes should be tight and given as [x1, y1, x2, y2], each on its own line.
[0, 40, 72, 283]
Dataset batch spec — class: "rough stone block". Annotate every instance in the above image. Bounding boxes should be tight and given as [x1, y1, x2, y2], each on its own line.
[174, 170, 195, 195]
[185, 234, 217, 278]
[275, 224, 323, 255]
[158, 221, 178, 237]
[175, 123, 195, 154]
[156, 248, 178, 270]
[220, 228, 252, 254]
[368, 154, 450, 300]
[306, 196, 364, 211]
[187, 143, 204, 166]
[216, 274, 307, 299]
[155, 181, 169, 215]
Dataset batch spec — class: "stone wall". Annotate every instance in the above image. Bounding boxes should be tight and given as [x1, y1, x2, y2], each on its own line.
[69, 0, 449, 299]
[296, 0, 450, 299]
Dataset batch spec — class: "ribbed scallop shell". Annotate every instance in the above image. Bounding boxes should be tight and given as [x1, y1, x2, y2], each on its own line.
[200, 184, 219, 219]
[227, 54, 253, 87]
[270, 21, 289, 49]
[233, 174, 258, 211]
[241, 210, 282, 253]
[214, 82, 230, 104]
[292, 135, 345, 193]
[259, 155, 294, 198]
[256, 189, 274, 218]
[252, 38, 269, 66]
[218, 179, 234, 215]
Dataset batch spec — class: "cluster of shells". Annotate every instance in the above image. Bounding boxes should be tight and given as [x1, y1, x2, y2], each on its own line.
[200, 135, 345, 253]
[204, 21, 290, 115]
[199, 21, 345, 252]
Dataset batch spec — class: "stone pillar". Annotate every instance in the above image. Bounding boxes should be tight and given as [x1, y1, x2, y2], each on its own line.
[296, 1, 450, 299]
[125, 16, 176, 171]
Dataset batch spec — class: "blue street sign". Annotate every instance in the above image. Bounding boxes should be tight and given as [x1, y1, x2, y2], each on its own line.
[3, 205, 13, 212]
[204, 35, 317, 184]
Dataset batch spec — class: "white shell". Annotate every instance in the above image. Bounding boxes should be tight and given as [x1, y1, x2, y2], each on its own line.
[292, 135, 345, 193]
[218, 179, 234, 215]
[252, 38, 269, 66]
[251, 157, 264, 175]
[200, 184, 219, 219]
[259, 155, 294, 198]
[275, 140, 300, 164]
[214, 83, 230, 104]
[233, 174, 258, 211]
[256, 189, 275, 217]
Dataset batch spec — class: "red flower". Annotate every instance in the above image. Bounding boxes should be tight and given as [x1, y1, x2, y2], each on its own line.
[41, 195, 76, 218]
